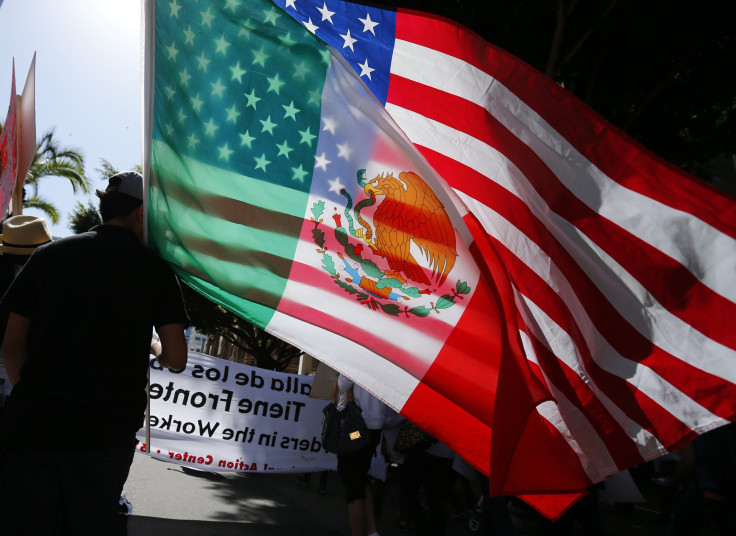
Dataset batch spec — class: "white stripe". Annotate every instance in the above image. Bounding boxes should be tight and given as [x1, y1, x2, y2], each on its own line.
[521, 331, 619, 481]
[519, 295, 667, 458]
[268, 311, 418, 412]
[390, 39, 736, 304]
[474, 197, 727, 431]
[384, 104, 736, 388]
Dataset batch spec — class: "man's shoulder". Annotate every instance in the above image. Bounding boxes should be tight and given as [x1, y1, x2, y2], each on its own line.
[32, 231, 94, 256]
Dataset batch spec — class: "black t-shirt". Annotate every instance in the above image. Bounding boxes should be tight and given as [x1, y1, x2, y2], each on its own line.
[0, 225, 189, 450]
[0, 254, 26, 346]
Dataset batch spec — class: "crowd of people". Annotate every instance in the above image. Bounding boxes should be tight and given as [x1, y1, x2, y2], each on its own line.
[319, 374, 736, 536]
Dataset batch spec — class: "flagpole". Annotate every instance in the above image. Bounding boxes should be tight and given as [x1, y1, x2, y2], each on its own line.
[145, 365, 151, 455]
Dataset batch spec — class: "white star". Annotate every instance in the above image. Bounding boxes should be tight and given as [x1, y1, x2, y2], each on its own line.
[191, 93, 204, 113]
[314, 152, 331, 171]
[179, 68, 191, 88]
[336, 142, 353, 160]
[201, 8, 215, 28]
[210, 78, 226, 98]
[225, 104, 241, 123]
[218, 143, 234, 161]
[215, 36, 230, 56]
[340, 28, 357, 52]
[328, 177, 345, 193]
[166, 43, 179, 61]
[187, 132, 200, 150]
[322, 116, 338, 135]
[359, 12, 379, 35]
[203, 118, 219, 137]
[183, 25, 196, 45]
[196, 52, 210, 72]
[303, 18, 318, 34]
[169, 0, 181, 18]
[358, 58, 374, 80]
[317, 3, 335, 23]
[285, 0, 297, 9]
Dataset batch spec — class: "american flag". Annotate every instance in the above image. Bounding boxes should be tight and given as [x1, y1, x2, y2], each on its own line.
[274, 0, 736, 510]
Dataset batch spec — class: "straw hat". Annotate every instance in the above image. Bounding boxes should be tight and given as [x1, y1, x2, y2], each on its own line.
[0, 215, 53, 255]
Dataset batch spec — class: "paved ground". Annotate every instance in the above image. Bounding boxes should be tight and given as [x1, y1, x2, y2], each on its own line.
[124, 452, 672, 535]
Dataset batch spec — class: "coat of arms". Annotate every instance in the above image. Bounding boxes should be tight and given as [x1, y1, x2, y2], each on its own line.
[310, 169, 472, 317]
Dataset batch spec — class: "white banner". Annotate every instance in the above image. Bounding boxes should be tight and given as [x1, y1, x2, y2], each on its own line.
[136, 352, 336, 473]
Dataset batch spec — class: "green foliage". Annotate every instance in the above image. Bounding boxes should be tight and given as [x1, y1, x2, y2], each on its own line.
[23, 196, 59, 224]
[359, 257, 383, 279]
[379, 302, 402, 316]
[68, 201, 102, 234]
[456, 281, 471, 295]
[408, 305, 433, 317]
[435, 295, 456, 310]
[310, 200, 325, 221]
[321, 251, 336, 276]
[23, 129, 90, 222]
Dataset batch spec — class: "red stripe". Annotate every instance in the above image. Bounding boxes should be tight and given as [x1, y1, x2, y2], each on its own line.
[281, 260, 443, 377]
[493, 237, 697, 447]
[418, 267, 507, 428]
[393, 10, 736, 238]
[386, 74, 736, 351]
[402, 382, 491, 475]
[523, 332, 645, 469]
[418, 148, 736, 421]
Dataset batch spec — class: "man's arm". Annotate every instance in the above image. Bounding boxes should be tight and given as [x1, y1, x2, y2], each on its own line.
[1, 312, 31, 386]
[150, 323, 187, 371]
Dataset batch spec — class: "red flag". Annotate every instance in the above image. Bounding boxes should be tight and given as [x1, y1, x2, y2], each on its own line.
[0, 62, 17, 216]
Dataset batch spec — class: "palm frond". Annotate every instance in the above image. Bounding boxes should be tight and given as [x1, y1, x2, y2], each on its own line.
[25, 129, 90, 194]
[23, 195, 60, 224]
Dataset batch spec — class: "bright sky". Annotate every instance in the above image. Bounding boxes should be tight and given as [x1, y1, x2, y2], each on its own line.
[0, 0, 142, 237]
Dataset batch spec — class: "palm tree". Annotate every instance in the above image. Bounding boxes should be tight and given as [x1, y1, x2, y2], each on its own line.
[23, 129, 90, 223]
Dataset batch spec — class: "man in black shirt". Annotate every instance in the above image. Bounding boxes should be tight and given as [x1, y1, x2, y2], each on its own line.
[0, 171, 189, 535]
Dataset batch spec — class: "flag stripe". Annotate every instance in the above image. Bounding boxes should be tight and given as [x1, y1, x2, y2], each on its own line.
[519, 294, 667, 456]
[267, 309, 419, 410]
[416, 146, 736, 401]
[401, 381, 492, 475]
[393, 10, 736, 238]
[385, 68, 736, 348]
[426, 153, 736, 420]
[498, 237, 719, 442]
[384, 103, 736, 382]
[280, 259, 500, 427]
[520, 329, 641, 473]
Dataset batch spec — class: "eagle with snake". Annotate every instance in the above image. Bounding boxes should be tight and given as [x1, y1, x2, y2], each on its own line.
[362, 171, 457, 287]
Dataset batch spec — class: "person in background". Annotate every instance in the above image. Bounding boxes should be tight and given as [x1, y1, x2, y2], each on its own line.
[665, 423, 736, 535]
[0, 171, 189, 535]
[0, 214, 54, 405]
[335, 373, 388, 536]
[0, 214, 53, 345]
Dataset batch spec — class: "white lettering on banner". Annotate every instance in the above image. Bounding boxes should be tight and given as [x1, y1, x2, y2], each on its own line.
[137, 352, 337, 473]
